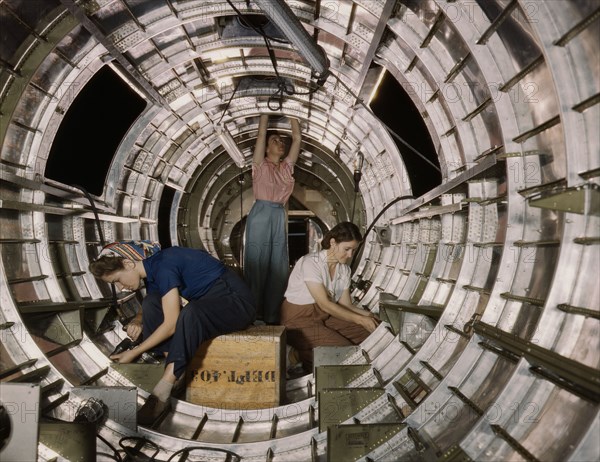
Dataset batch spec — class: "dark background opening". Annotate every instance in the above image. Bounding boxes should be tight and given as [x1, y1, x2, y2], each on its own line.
[45, 65, 146, 196]
[157, 185, 176, 250]
[288, 217, 309, 266]
[370, 71, 441, 197]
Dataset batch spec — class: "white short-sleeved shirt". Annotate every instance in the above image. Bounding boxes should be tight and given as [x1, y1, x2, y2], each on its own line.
[284, 250, 351, 305]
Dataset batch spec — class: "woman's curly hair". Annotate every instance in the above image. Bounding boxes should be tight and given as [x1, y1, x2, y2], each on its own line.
[88, 256, 126, 278]
[321, 222, 362, 249]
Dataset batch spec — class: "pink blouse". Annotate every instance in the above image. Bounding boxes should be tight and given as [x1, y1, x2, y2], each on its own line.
[252, 158, 295, 204]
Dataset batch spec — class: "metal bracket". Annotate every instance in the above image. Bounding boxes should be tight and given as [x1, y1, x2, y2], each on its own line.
[474, 322, 600, 401]
[374, 225, 391, 246]
[528, 182, 599, 215]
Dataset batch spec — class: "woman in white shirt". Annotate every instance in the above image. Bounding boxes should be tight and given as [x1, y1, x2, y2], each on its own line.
[281, 222, 380, 372]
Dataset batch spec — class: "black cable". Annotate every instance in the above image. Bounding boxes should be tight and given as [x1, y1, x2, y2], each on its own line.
[217, 78, 242, 126]
[166, 446, 242, 462]
[351, 170, 361, 222]
[225, 0, 326, 109]
[329, 72, 442, 173]
[72, 185, 105, 246]
[96, 453, 122, 462]
[97, 434, 123, 462]
[263, 34, 285, 111]
[119, 436, 160, 461]
[226, 0, 289, 44]
[72, 185, 120, 314]
[350, 195, 414, 273]
[239, 168, 244, 270]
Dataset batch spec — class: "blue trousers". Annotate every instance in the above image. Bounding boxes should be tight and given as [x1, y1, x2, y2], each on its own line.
[142, 269, 256, 379]
[244, 200, 289, 324]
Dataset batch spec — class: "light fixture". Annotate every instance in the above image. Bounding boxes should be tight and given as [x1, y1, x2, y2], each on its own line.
[368, 68, 386, 105]
[214, 123, 245, 167]
[107, 62, 147, 100]
[254, 0, 330, 85]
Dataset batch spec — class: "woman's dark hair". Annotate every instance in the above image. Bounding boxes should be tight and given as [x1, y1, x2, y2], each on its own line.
[322, 222, 363, 249]
[89, 256, 126, 278]
[266, 129, 289, 151]
[266, 129, 281, 143]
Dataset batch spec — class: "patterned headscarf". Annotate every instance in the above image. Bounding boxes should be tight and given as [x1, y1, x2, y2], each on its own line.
[99, 240, 161, 261]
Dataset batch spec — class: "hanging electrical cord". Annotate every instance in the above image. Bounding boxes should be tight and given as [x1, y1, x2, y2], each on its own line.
[73, 184, 128, 328]
[350, 194, 414, 273]
[225, 0, 324, 110]
[225, 0, 436, 175]
[226, 0, 289, 44]
[217, 78, 242, 126]
[259, 23, 322, 108]
[73, 184, 105, 246]
[263, 34, 287, 111]
[350, 152, 364, 222]
[239, 167, 245, 270]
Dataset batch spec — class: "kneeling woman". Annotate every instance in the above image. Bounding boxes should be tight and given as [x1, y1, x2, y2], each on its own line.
[89, 242, 256, 425]
[281, 222, 380, 372]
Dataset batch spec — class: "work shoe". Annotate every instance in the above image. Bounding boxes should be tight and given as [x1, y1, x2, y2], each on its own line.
[286, 345, 306, 379]
[137, 395, 170, 427]
[286, 345, 301, 367]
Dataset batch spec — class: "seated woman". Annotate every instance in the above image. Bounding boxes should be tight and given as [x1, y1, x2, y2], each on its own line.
[281, 222, 380, 372]
[89, 241, 256, 425]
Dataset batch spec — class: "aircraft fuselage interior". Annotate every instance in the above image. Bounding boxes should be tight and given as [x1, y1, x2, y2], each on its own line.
[0, 1, 598, 461]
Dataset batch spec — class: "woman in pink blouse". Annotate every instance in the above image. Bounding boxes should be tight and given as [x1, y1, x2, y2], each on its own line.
[244, 114, 302, 324]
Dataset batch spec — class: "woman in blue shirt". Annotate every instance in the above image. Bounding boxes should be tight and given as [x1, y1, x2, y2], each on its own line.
[89, 242, 256, 425]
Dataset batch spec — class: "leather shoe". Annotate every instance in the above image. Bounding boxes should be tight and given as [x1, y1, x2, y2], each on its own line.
[137, 394, 170, 427]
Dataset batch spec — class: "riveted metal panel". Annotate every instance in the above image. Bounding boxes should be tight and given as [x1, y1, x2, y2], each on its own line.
[39, 421, 96, 462]
[110, 362, 165, 393]
[316, 365, 372, 396]
[71, 386, 137, 430]
[327, 422, 405, 462]
[319, 388, 386, 432]
[0, 383, 40, 462]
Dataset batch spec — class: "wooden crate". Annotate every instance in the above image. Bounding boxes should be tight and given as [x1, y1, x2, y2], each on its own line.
[186, 325, 286, 409]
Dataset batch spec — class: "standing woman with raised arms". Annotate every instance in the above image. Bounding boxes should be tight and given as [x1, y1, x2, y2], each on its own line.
[244, 114, 301, 324]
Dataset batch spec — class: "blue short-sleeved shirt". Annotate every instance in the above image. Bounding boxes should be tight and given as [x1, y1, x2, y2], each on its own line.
[142, 246, 226, 300]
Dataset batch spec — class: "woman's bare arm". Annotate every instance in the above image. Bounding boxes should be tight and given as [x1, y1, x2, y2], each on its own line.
[253, 114, 269, 164]
[305, 283, 379, 332]
[286, 117, 301, 164]
[110, 288, 181, 362]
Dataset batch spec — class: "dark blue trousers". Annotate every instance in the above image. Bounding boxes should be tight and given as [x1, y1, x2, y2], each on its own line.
[142, 268, 256, 379]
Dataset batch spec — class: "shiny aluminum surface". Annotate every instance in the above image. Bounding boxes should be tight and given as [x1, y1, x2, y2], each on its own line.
[1, 1, 598, 461]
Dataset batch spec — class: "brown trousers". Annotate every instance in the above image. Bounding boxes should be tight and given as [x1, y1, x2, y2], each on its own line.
[281, 298, 370, 370]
